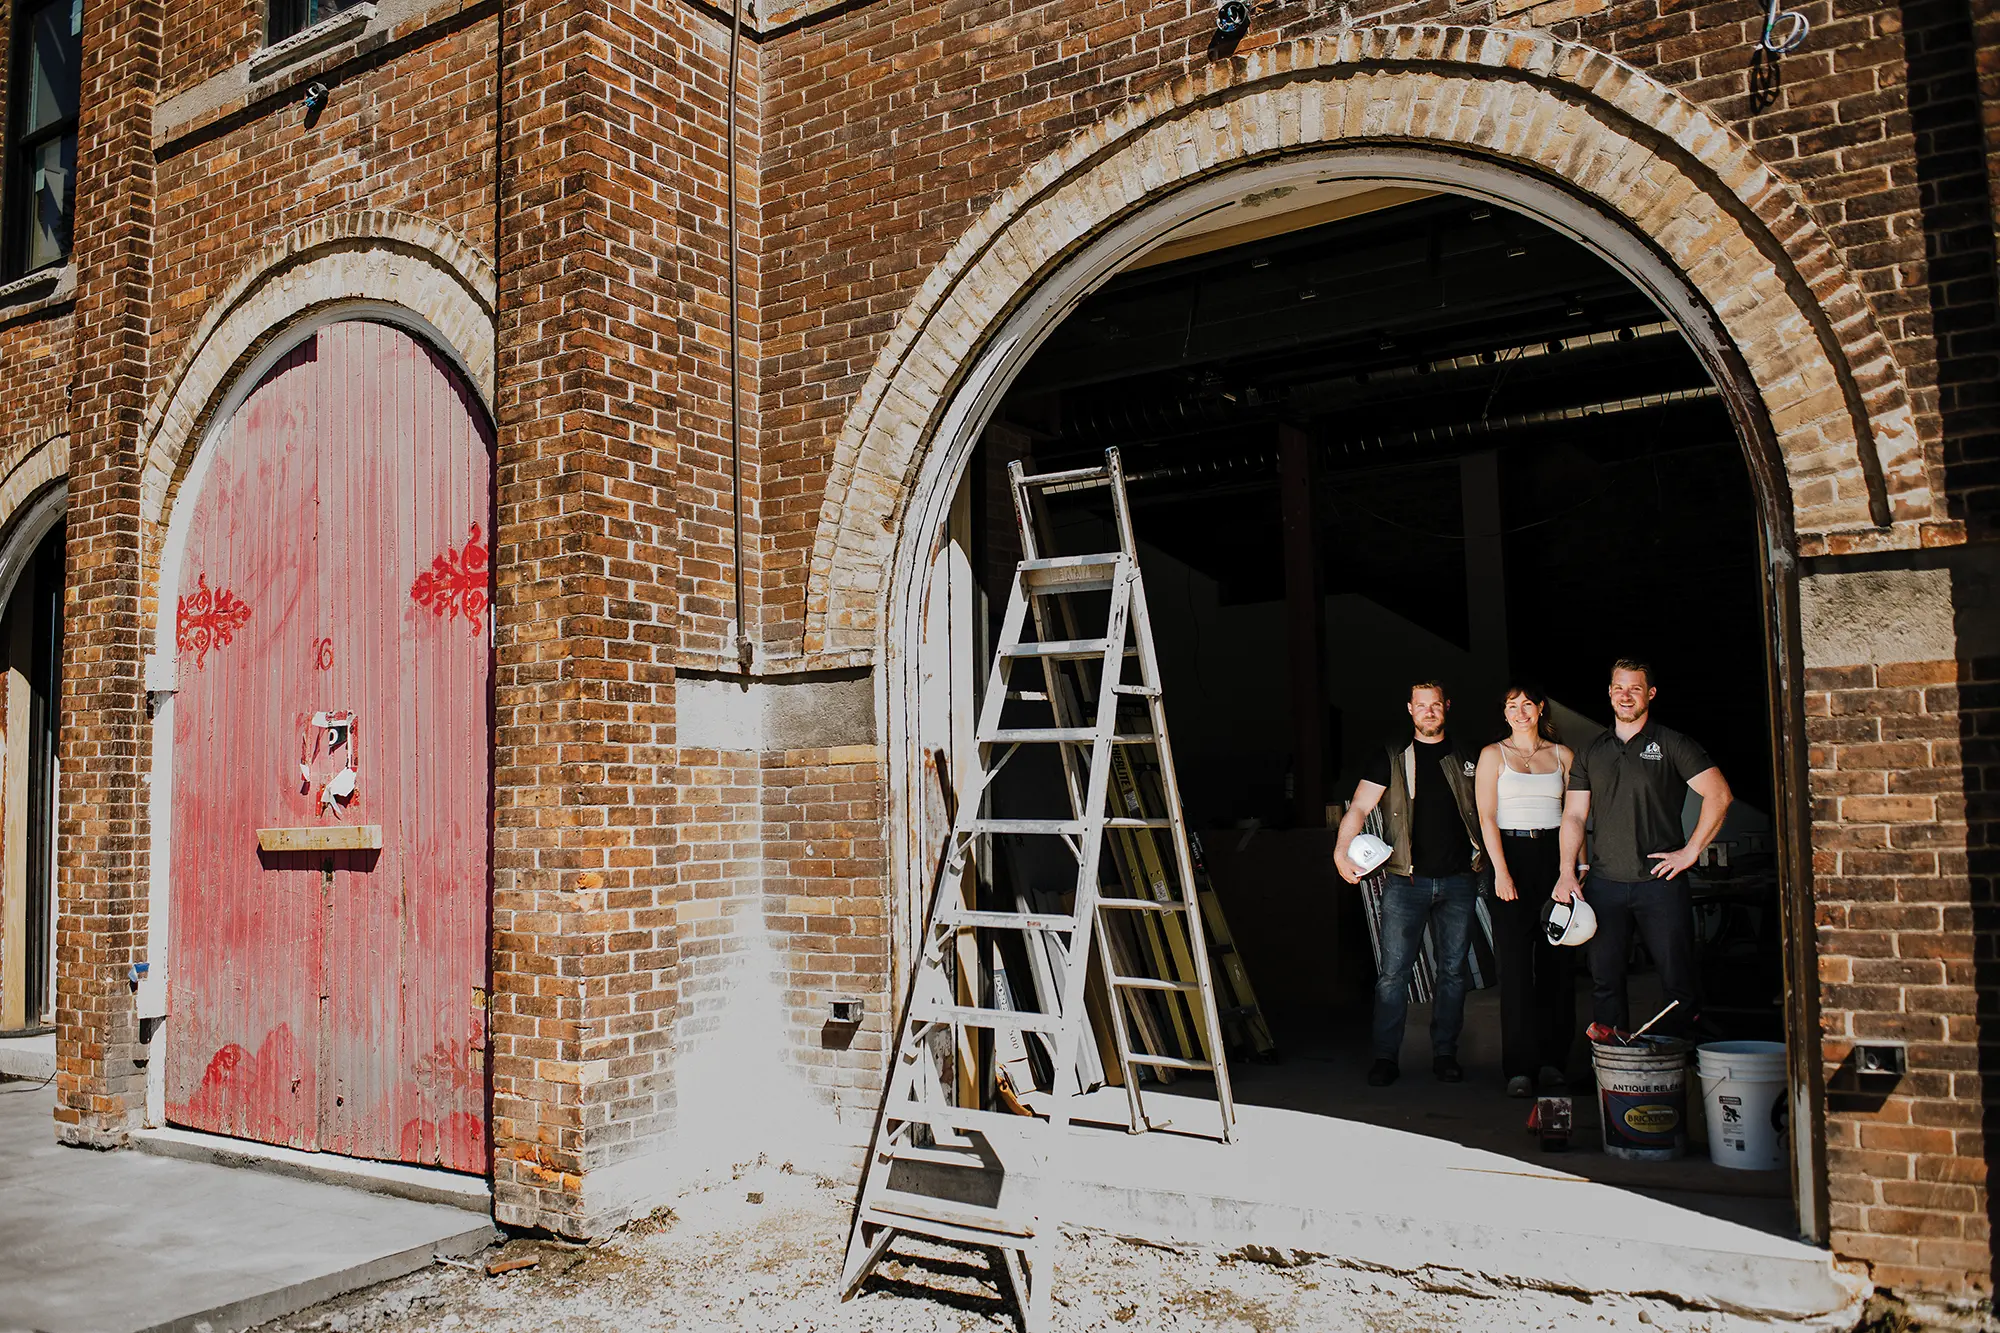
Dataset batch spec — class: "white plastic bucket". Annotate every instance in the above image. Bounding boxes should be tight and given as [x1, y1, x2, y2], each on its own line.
[1696, 1041, 1788, 1171]
[1591, 1036, 1693, 1161]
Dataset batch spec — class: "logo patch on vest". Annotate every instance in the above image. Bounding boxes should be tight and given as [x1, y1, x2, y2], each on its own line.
[1463, 760, 1477, 775]
[1642, 741, 1663, 761]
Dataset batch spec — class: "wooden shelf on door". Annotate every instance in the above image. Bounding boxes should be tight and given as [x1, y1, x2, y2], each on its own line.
[256, 825, 384, 852]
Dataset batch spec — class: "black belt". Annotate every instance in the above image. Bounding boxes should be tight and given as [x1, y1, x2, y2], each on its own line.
[1500, 828, 1556, 839]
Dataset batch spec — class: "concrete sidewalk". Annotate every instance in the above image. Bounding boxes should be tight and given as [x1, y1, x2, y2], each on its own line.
[0, 1079, 495, 1333]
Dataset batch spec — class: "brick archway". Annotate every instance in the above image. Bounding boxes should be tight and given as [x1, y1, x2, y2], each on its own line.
[805, 24, 1932, 662]
[138, 209, 495, 530]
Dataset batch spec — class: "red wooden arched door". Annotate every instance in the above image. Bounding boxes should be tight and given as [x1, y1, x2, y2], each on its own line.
[165, 320, 492, 1173]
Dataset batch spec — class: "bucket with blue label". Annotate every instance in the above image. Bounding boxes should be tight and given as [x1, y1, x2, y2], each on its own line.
[1590, 1034, 1694, 1161]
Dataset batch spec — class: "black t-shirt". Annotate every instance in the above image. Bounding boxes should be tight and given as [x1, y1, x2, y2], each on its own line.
[1569, 721, 1716, 881]
[1364, 736, 1474, 877]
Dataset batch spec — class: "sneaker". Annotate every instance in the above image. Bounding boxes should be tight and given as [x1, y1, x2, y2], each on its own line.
[1366, 1058, 1400, 1087]
[1538, 1065, 1568, 1092]
[1507, 1074, 1533, 1098]
[1433, 1055, 1463, 1083]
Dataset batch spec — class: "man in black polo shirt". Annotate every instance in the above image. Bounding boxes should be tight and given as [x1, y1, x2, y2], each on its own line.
[1335, 681, 1487, 1087]
[1556, 659, 1732, 1040]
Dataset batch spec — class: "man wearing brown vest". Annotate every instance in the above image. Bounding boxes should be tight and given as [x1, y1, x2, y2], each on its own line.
[1335, 681, 1489, 1087]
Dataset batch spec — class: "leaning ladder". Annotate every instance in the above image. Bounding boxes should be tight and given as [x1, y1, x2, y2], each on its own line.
[840, 448, 1235, 1331]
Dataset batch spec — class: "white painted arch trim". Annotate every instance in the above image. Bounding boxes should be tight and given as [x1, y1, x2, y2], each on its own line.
[0, 429, 69, 614]
[807, 25, 1932, 663]
[139, 209, 495, 529]
[870, 144, 1839, 1239]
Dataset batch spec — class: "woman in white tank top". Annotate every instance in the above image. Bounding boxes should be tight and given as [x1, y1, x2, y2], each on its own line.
[1474, 685, 1577, 1099]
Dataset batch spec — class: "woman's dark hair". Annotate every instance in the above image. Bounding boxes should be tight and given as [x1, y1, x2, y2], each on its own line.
[1501, 682, 1561, 744]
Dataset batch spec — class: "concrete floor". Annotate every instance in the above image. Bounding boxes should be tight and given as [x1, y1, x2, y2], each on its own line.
[965, 985, 1848, 1317]
[1233, 985, 1797, 1234]
[0, 1079, 495, 1333]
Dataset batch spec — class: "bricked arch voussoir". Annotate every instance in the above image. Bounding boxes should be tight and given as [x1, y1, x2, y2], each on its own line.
[139, 209, 496, 528]
[0, 428, 68, 548]
[806, 24, 1927, 660]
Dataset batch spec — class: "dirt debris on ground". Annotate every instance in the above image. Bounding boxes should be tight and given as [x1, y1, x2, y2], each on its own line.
[259, 1164, 1864, 1333]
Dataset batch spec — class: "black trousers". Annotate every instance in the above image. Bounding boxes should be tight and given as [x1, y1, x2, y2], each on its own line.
[1584, 873, 1699, 1038]
[1486, 832, 1576, 1078]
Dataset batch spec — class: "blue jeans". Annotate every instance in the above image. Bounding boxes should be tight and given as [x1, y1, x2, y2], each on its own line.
[1373, 872, 1479, 1061]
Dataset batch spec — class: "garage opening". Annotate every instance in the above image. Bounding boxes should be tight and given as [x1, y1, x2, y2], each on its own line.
[920, 187, 1796, 1232]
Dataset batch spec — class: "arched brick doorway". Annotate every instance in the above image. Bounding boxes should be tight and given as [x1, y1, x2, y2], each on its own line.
[809, 33, 1940, 1244]
[146, 311, 495, 1173]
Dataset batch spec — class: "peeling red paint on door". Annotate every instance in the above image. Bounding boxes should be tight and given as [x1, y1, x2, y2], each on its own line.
[167, 322, 492, 1174]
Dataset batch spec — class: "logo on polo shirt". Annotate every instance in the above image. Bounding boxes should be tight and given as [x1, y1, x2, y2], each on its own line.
[1642, 741, 1663, 761]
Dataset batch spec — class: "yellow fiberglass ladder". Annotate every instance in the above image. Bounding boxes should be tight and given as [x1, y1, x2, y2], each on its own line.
[839, 448, 1235, 1331]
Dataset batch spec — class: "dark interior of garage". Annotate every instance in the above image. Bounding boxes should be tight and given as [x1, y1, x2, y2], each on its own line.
[946, 188, 1791, 1203]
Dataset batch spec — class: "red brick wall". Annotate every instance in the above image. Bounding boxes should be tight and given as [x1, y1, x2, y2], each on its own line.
[150, 22, 498, 404]
[761, 743, 889, 1131]
[1809, 659, 1985, 1294]
[10, 0, 1997, 1296]
[158, 0, 261, 101]
[750, 0, 1979, 653]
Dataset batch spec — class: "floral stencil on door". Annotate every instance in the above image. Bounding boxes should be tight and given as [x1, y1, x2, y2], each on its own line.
[410, 523, 489, 634]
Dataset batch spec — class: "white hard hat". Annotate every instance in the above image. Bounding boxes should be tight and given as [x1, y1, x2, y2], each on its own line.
[1347, 833, 1392, 876]
[1540, 895, 1597, 947]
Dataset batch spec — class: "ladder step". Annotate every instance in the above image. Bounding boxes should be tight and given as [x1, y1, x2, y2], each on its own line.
[1016, 466, 1114, 493]
[912, 1004, 1063, 1033]
[1110, 976, 1202, 993]
[982, 728, 1156, 745]
[936, 908, 1079, 931]
[882, 1101, 1044, 1139]
[862, 1195, 1037, 1242]
[1125, 1053, 1217, 1072]
[1096, 897, 1193, 912]
[970, 818, 1171, 836]
[1003, 638, 1113, 658]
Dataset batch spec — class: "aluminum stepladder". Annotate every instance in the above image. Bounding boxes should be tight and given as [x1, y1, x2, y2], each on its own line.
[839, 448, 1236, 1332]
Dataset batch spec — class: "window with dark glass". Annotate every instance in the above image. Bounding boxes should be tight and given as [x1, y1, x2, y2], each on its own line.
[5, 0, 80, 279]
[267, 0, 367, 45]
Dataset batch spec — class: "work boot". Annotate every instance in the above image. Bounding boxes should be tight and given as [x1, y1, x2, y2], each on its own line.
[1433, 1055, 1463, 1083]
[1507, 1074, 1533, 1098]
[1366, 1058, 1400, 1087]
[1538, 1065, 1568, 1092]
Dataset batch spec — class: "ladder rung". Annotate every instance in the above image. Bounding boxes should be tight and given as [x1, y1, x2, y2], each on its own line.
[1110, 976, 1202, 993]
[1003, 638, 1112, 658]
[1125, 1053, 1216, 1072]
[970, 818, 1093, 835]
[981, 728, 1155, 745]
[936, 908, 1079, 931]
[1112, 684, 1160, 697]
[882, 1101, 1043, 1139]
[912, 1004, 1062, 1033]
[967, 817, 1169, 836]
[863, 1196, 1037, 1242]
[1097, 897, 1193, 912]
[1017, 466, 1113, 492]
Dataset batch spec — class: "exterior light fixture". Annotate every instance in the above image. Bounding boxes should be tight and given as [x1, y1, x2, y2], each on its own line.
[1759, 0, 1809, 53]
[1215, 0, 1250, 39]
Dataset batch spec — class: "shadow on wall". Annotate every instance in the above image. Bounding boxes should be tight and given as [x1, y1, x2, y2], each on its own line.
[1959, 549, 2000, 1296]
[1904, 0, 2000, 541]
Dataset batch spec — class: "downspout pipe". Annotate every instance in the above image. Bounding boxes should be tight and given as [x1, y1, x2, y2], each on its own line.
[727, 0, 752, 676]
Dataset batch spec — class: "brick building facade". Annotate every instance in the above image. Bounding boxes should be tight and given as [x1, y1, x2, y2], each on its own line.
[0, 0, 1994, 1313]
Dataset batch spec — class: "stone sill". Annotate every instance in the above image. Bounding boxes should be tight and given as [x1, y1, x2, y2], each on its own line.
[247, 4, 377, 82]
[0, 263, 74, 319]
